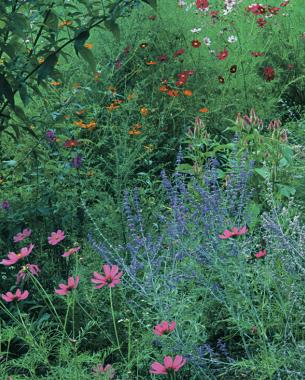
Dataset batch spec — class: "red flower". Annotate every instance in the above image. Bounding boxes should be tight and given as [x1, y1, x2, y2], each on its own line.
[150, 355, 186, 375]
[268, 6, 280, 15]
[55, 276, 79, 296]
[191, 39, 201, 48]
[247, 4, 266, 15]
[2, 289, 29, 302]
[91, 264, 123, 289]
[256, 18, 267, 28]
[255, 249, 267, 259]
[263, 66, 275, 81]
[251, 51, 264, 57]
[157, 54, 168, 62]
[196, 0, 209, 9]
[216, 48, 228, 61]
[219, 226, 248, 239]
[153, 321, 176, 336]
[173, 49, 185, 58]
[64, 139, 79, 148]
[280, 0, 289, 6]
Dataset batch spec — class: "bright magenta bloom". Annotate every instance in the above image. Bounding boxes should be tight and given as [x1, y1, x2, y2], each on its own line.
[196, 0, 209, 9]
[91, 265, 123, 289]
[92, 364, 115, 379]
[48, 230, 65, 245]
[255, 249, 267, 259]
[62, 246, 81, 257]
[55, 276, 79, 296]
[218, 226, 248, 239]
[0, 244, 34, 266]
[1, 289, 29, 302]
[16, 263, 40, 284]
[217, 48, 228, 61]
[153, 321, 176, 336]
[13, 228, 32, 243]
[150, 355, 186, 375]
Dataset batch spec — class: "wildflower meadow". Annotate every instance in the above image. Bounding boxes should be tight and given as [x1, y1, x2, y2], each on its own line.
[0, 0, 305, 379]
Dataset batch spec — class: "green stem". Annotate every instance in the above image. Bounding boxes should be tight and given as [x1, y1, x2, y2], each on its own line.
[109, 288, 126, 363]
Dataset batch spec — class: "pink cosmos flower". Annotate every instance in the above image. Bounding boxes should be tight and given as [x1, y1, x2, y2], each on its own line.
[48, 230, 65, 245]
[16, 264, 40, 284]
[255, 249, 267, 259]
[55, 276, 79, 296]
[92, 364, 115, 379]
[150, 355, 186, 375]
[173, 49, 185, 58]
[1, 289, 29, 302]
[217, 48, 228, 61]
[13, 228, 32, 243]
[196, 0, 208, 9]
[62, 246, 81, 257]
[91, 265, 123, 289]
[219, 226, 248, 239]
[153, 321, 176, 336]
[0, 244, 34, 266]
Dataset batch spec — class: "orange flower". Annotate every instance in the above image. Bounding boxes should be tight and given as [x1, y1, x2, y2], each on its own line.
[106, 103, 119, 112]
[140, 107, 149, 116]
[50, 81, 61, 86]
[199, 107, 209, 113]
[84, 121, 96, 129]
[128, 130, 142, 135]
[146, 60, 157, 65]
[94, 72, 101, 81]
[127, 93, 134, 100]
[76, 109, 85, 116]
[63, 115, 70, 119]
[167, 89, 179, 97]
[38, 57, 45, 64]
[183, 90, 193, 96]
[74, 120, 87, 127]
[59, 20, 72, 27]
[159, 85, 169, 93]
[84, 43, 93, 49]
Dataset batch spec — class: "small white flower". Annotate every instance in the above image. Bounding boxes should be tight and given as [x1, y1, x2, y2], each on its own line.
[228, 35, 238, 43]
[203, 37, 211, 46]
[178, 0, 186, 7]
[191, 27, 202, 33]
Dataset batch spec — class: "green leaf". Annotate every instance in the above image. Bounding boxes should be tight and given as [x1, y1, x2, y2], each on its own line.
[8, 13, 29, 38]
[141, 0, 157, 11]
[37, 53, 58, 83]
[45, 11, 58, 31]
[277, 184, 296, 198]
[0, 74, 15, 108]
[78, 46, 96, 73]
[74, 30, 90, 55]
[19, 84, 30, 107]
[104, 20, 120, 41]
[255, 167, 270, 179]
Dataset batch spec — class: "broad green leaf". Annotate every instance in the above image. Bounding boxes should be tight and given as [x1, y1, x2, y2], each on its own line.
[277, 184, 296, 198]
[78, 46, 96, 73]
[74, 30, 90, 55]
[45, 11, 58, 31]
[255, 167, 270, 179]
[141, 0, 157, 11]
[104, 20, 120, 41]
[37, 53, 58, 83]
[8, 13, 29, 38]
[0, 74, 15, 108]
[19, 84, 30, 107]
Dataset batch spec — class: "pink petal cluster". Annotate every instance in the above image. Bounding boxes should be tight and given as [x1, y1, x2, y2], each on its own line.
[0, 244, 34, 266]
[255, 249, 267, 259]
[91, 265, 123, 289]
[62, 246, 81, 257]
[92, 364, 115, 379]
[150, 355, 186, 375]
[48, 230, 65, 245]
[217, 48, 229, 61]
[55, 276, 79, 296]
[219, 226, 248, 239]
[1, 289, 29, 302]
[153, 321, 176, 336]
[196, 0, 208, 10]
[13, 228, 32, 243]
[16, 263, 40, 284]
